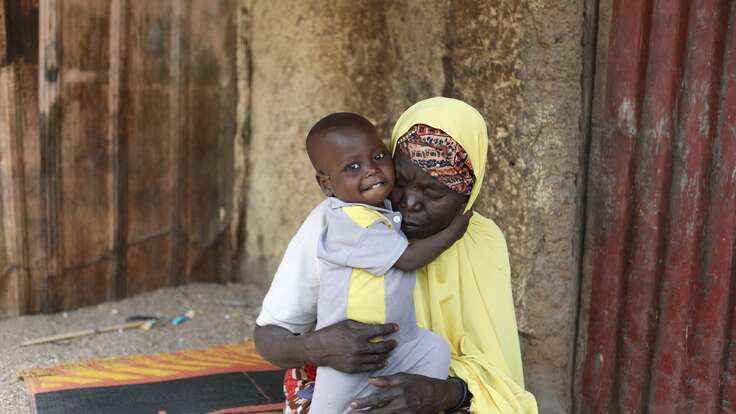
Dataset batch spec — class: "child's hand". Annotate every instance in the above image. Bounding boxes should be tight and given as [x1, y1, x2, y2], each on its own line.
[446, 209, 473, 241]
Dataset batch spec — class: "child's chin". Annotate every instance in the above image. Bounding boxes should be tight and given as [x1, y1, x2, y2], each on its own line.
[362, 189, 391, 205]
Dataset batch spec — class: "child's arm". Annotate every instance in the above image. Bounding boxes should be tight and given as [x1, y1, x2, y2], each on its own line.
[393, 210, 473, 271]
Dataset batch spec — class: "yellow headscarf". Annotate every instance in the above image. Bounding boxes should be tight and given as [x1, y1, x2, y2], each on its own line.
[391, 97, 538, 413]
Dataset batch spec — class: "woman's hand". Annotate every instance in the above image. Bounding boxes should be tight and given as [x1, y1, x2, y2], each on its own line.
[350, 373, 463, 413]
[303, 320, 398, 373]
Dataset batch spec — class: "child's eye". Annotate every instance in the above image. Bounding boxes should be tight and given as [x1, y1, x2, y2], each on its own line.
[344, 162, 360, 172]
[374, 152, 386, 161]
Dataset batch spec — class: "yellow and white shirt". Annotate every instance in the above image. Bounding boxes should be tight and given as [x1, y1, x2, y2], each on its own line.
[315, 198, 418, 343]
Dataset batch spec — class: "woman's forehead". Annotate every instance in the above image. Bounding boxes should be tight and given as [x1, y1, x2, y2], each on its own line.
[395, 152, 445, 188]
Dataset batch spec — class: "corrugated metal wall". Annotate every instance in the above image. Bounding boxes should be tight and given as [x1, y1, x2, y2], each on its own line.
[0, 0, 237, 317]
[581, 0, 736, 412]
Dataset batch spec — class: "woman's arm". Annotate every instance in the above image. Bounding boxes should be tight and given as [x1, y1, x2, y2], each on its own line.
[253, 324, 312, 368]
[350, 373, 466, 413]
[393, 210, 472, 271]
[253, 320, 399, 373]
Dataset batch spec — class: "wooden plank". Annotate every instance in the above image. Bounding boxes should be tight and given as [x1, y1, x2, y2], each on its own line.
[109, 0, 126, 299]
[55, 0, 115, 310]
[0, 0, 7, 63]
[57, 0, 112, 270]
[40, 0, 116, 312]
[2, 0, 40, 66]
[123, 0, 177, 293]
[0, 65, 31, 317]
[0, 0, 41, 319]
[184, 0, 236, 284]
[187, 230, 229, 284]
[170, 0, 188, 287]
[0, 0, 42, 315]
[125, 235, 171, 295]
[0, 108, 8, 317]
[17, 62, 44, 314]
[1, 65, 32, 316]
[124, 0, 176, 243]
[52, 261, 113, 310]
[38, 0, 61, 313]
[0, 67, 15, 317]
[0, 269, 16, 318]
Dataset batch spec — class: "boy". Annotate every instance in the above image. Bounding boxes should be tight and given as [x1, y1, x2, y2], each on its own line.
[305, 113, 470, 413]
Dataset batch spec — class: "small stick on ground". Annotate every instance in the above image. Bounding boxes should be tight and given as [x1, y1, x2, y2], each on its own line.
[20, 320, 156, 347]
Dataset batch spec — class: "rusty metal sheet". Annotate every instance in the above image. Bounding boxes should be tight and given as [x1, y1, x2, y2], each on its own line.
[581, 0, 651, 411]
[707, 5, 736, 411]
[616, 0, 688, 412]
[581, 0, 736, 412]
[647, 1, 730, 412]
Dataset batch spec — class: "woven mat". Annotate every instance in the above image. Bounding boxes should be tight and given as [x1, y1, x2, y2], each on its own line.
[19, 342, 285, 414]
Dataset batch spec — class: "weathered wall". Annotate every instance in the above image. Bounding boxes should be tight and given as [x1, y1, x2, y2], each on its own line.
[242, 0, 448, 281]
[237, 1, 585, 412]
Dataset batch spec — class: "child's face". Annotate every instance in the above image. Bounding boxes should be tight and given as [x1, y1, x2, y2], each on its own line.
[314, 127, 395, 206]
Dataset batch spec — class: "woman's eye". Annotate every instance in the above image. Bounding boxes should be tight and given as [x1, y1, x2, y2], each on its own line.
[344, 163, 360, 172]
[374, 152, 386, 161]
[426, 189, 446, 199]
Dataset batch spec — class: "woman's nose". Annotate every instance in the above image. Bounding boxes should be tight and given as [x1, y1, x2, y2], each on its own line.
[403, 189, 422, 212]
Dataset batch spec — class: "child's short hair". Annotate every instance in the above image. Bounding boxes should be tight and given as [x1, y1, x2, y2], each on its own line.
[306, 112, 375, 168]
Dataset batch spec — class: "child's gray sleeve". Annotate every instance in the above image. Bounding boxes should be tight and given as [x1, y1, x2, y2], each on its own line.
[318, 209, 408, 276]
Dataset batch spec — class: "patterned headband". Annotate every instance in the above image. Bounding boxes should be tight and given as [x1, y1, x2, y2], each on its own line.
[396, 124, 475, 195]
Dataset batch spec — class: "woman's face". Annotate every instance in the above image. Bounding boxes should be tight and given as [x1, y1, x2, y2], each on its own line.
[390, 151, 469, 239]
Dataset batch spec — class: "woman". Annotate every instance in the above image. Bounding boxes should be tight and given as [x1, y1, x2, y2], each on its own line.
[254, 97, 537, 413]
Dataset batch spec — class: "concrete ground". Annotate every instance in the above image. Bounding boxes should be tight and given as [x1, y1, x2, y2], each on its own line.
[0, 282, 267, 414]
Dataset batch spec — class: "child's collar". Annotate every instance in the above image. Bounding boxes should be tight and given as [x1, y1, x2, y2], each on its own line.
[326, 197, 394, 214]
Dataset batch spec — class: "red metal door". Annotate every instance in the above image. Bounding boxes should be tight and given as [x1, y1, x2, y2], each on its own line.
[580, 0, 736, 412]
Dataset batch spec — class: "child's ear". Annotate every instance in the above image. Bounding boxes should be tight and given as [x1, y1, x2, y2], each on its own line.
[315, 172, 334, 197]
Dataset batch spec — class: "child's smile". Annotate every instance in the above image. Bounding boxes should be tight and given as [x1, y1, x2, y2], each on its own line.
[360, 178, 388, 192]
[358, 179, 389, 203]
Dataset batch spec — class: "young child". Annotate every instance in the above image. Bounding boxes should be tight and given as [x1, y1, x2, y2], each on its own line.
[305, 112, 471, 413]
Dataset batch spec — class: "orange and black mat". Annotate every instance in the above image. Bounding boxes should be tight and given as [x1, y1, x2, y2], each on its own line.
[20, 342, 285, 414]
